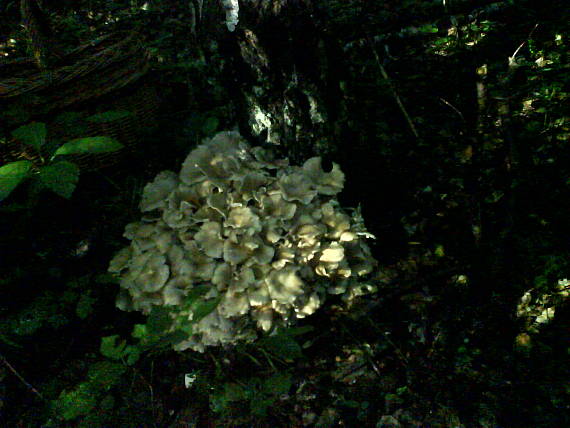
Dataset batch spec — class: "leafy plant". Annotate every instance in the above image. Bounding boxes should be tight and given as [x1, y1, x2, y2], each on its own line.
[210, 371, 293, 419]
[0, 118, 123, 202]
[52, 361, 126, 422]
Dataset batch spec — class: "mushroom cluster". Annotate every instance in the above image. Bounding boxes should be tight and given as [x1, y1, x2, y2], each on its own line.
[109, 131, 376, 351]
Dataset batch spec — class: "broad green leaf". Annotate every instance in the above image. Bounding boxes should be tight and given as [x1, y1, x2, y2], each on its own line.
[54, 136, 123, 156]
[260, 333, 303, 361]
[56, 383, 98, 420]
[0, 160, 32, 201]
[147, 307, 173, 335]
[38, 161, 80, 199]
[191, 297, 221, 323]
[86, 110, 132, 123]
[124, 345, 141, 366]
[100, 335, 126, 360]
[131, 323, 148, 339]
[419, 23, 439, 33]
[11, 122, 46, 151]
[156, 330, 190, 347]
[182, 284, 211, 309]
[100, 336, 140, 365]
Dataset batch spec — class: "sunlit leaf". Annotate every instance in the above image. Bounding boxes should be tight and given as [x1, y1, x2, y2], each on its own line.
[100, 335, 127, 360]
[0, 160, 32, 201]
[54, 136, 123, 156]
[131, 324, 148, 339]
[11, 122, 46, 151]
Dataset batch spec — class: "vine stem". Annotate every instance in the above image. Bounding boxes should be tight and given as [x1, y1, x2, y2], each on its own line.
[0, 352, 45, 401]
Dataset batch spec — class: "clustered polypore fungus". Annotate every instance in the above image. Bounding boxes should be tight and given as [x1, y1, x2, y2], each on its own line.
[109, 131, 377, 351]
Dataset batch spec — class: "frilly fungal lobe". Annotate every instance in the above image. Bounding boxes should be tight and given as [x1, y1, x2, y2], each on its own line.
[109, 131, 377, 352]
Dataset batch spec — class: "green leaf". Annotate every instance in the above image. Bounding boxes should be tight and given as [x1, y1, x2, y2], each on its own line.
[263, 372, 292, 396]
[86, 110, 132, 123]
[38, 161, 80, 198]
[260, 333, 303, 361]
[0, 160, 32, 201]
[56, 383, 98, 420]
[101, 333, 140, 365]
[147, 306, 174, 335]
[54, 136, 123, 156]
[191, 297, 221, 323]
[55, 361, 125, 420]
[11, 122, 46, 151]
[156, 330, 190, 348]
[124, 345, 141, 366]
[131, 324, 148, 339]
[184, 284, 211, 306]
[419, 23, 439, 33]
[100, 335, 127, 360]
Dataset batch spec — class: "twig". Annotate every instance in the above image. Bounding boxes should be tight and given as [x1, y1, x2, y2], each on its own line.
[0, 352, 45, 401]
[365, 35, 421, 141]
[439, 97, 466, 122]
[509, 23, 540, 64]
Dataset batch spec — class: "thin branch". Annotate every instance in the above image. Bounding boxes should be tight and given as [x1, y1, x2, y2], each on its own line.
[439, 97, 466, 122]
[365, 36, 421, 141]
[509, 23, 540, 65]
[0, 352, 45, 401]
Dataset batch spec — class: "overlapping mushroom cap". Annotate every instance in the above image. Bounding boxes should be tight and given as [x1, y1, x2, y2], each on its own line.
[109, 131, 377, 352]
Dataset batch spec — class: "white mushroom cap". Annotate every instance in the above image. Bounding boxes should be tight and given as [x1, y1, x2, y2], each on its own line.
[194, 221, 224, 258]
[302, 157, 345, 195]
[140, 170, 179, 212]
[266, 267, 305, 304]
[277, 172, 317, 204]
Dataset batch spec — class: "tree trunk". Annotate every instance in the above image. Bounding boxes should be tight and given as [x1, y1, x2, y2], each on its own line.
[220, 0, 348, 163]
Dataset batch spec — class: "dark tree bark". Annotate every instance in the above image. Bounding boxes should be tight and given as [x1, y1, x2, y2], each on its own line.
[220, 0, 349, 164]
